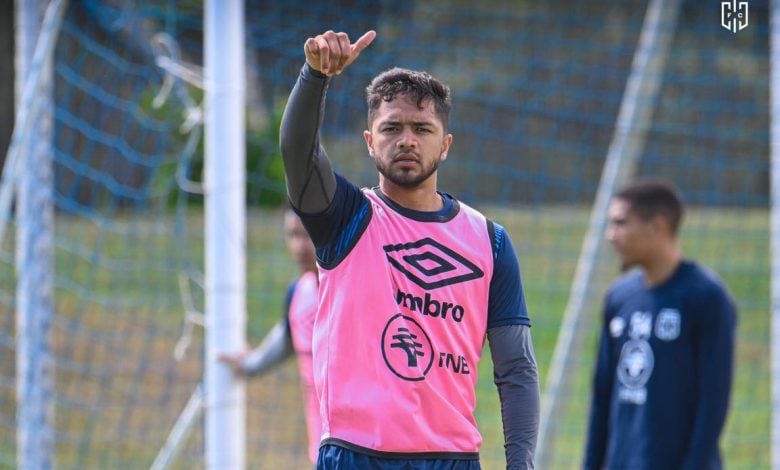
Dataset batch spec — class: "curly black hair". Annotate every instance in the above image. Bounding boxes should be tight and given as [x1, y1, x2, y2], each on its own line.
[365, 67, 452, 131]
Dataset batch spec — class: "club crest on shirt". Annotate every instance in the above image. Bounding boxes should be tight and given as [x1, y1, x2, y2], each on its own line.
[629, 310, 653, 340]
[615, 311, 656, 405]
[655, 308, 681, 341]
[617, 339, 654, 388]
[616, 338, 654, 405]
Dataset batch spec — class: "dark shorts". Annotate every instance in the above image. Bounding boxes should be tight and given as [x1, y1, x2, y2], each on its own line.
[317, 444, 482, 470]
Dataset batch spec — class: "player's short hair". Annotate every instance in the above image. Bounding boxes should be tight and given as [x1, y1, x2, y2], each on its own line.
[366, 67, 452, 131]
[615, 178, 684, 236]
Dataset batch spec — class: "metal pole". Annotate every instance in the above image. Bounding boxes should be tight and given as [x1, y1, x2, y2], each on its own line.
[2, 0, 65, 247]
[150, 385, 205, 470]
[204, 0, 246, 468]
[769, 2, 780, 468]
[14, 0, 64, 468]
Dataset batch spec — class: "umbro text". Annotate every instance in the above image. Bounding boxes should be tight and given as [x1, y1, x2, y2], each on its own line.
[395, 288, 465, 323]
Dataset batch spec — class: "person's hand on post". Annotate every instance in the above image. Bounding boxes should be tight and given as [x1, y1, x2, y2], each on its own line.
[304, 30, 376, 76]
[217, 350, 250, 376]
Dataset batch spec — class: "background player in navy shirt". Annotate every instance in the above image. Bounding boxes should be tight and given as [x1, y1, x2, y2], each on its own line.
[583, 178, 737, 470]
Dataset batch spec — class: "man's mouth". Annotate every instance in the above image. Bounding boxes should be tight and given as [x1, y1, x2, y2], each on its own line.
[394, 153, 418, 163]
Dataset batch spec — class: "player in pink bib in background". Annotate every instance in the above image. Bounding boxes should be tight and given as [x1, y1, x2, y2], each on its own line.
[219, 208, 321, 464]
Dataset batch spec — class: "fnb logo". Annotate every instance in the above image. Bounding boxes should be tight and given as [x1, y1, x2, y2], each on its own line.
[383, 237, 483, 289]
[381, 314, 434, 381]
[721, 1, 748, 33]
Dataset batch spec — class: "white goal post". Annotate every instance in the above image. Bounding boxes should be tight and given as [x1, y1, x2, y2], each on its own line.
[769, 2, 780, 468]
[203, 0, 247, 469]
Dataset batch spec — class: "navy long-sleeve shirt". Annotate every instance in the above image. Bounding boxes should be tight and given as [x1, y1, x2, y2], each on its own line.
[584, 260, 737, 470]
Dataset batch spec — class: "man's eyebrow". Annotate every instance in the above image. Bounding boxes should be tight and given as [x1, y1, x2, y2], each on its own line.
[379, 119, 435, 126]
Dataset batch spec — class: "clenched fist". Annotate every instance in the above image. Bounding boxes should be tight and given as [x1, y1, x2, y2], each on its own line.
[304, 30, 376, 76]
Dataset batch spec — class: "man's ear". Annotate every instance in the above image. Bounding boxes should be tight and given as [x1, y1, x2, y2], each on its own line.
[649, 214, 670, 237]
[440, 133, 453, 160]
[363, 129, 374, 157]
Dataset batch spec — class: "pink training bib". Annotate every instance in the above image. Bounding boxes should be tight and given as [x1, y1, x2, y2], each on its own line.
[288, 270, 321, 463]
[313, 189, 494, 455]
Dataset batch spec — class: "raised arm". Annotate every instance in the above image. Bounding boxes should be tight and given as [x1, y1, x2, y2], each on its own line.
[280, 30, 375, 214]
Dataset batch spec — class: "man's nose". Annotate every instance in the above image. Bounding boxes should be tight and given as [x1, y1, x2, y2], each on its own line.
[397, 128, 417, 147]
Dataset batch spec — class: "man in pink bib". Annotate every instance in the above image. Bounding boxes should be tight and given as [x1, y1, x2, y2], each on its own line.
[220, 209, 321, 464]
[280, 29, 539, 469]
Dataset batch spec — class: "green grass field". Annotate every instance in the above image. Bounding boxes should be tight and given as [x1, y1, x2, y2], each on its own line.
[0, 204, 770, 468]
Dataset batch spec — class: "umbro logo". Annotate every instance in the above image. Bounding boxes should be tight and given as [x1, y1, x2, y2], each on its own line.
[383, 237, 484, 289]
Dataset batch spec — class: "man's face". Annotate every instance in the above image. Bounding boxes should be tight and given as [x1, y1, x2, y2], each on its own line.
[363, 95, 452, 188]
[284, 211, 316, 274]
[606, 198, 655, 271]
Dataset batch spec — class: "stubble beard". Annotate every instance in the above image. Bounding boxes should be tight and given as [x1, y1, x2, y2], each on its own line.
[376, 157, 441, 188]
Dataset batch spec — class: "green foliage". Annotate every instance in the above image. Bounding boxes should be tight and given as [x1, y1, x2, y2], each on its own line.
[142, 85, 287, 209]
[246, 104, 287, 208]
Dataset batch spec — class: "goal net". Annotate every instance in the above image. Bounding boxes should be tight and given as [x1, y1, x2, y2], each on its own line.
[0, 1, 771, 468]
